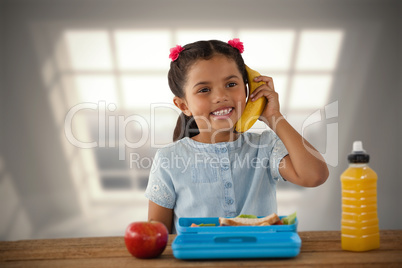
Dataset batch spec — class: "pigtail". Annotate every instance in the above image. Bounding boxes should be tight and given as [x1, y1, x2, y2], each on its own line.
[173, 112, 199, 142]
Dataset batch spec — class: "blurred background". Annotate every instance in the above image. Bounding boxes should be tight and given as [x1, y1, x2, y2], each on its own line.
[1, 0, 401, 240]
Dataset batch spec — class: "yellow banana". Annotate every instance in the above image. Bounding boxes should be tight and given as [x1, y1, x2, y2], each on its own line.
[234, 65, 267, 133]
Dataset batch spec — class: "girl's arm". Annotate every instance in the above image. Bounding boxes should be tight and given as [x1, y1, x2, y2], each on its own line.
[148, 200, 174, 233]
[250, 75, 329, 187]
[271, 116, 329, 187]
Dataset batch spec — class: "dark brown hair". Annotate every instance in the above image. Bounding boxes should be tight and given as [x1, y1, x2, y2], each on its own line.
[168, 40, 247, 141]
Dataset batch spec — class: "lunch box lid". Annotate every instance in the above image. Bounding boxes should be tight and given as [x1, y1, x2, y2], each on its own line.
[172, 231, 301, 260]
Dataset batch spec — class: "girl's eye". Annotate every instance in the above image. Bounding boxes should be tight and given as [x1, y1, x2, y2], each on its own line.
[198, 88, 210, 93]
[227, 82, 237, 88]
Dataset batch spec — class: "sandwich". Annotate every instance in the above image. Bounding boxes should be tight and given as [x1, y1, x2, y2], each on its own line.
[219, 213, 280, 226]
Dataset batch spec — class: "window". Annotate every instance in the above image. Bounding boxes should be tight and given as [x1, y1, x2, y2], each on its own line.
[45, 27, 343, 203]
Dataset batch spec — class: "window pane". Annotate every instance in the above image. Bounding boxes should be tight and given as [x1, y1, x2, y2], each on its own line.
[268, 73, 288, 108]
[295, 30, 344, 71]
[176, 29, 234, 45]
[114, 30, 171, 70]
[75, 74, 117, 104]
[239, 30, 295, 70]
[64, 30, 112, 71]
[289, 74, 332, 109]
[121, 75, 173, 109]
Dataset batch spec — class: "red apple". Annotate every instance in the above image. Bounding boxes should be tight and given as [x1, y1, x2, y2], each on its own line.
[124, 221, 169, 259]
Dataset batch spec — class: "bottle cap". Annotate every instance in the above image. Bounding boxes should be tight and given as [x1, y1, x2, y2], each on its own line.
[348, 141, 370, 163]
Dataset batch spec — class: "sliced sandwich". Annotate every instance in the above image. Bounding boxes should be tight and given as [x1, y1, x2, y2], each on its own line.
[219, 213, 280, 226]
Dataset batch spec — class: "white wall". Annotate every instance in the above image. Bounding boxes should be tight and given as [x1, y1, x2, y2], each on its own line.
[2, 0, 83, 239]
[0, 0, 4, 187]
[399, 0, 402, 229]
[1, 0, 4, 152]
[334, 2, 400, 229]
[1, 0, 401, 240]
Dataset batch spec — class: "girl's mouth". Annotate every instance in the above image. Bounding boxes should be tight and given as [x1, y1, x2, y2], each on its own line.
[211, 107, 234, 118]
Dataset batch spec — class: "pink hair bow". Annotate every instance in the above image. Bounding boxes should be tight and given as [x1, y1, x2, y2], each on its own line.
[169, 45, 184, 61]
[228, 38, 244, 53]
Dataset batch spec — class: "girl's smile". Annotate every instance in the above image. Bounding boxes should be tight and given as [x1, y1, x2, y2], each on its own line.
[211, 106, 234, 118]
[173, 54, 247, 142]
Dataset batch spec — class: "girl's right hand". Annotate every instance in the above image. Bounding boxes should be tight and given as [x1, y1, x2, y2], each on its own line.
[249, 75, 282, 129]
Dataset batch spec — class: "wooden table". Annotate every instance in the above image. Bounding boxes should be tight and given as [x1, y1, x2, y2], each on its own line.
[1, 230, 401, 267]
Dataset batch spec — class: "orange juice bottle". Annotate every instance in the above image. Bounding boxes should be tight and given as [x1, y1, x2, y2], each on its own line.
[341, 141, 379, 251]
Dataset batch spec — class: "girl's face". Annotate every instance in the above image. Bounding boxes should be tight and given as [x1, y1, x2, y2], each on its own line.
[174, 54, 246, 142]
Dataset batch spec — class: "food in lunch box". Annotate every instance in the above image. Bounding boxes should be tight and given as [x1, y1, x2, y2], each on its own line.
[236, 214, 258, 219]
[281, 212, 297, 225]
[190, 223, 216, 227]
[190, 212, 297, 227]
[219, 213, 280, 226]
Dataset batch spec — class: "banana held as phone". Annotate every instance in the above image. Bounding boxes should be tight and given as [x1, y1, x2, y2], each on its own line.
[234, 65, 267, 133]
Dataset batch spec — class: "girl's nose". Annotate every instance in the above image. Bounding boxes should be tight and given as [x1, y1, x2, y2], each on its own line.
[213, 88, 228, 103]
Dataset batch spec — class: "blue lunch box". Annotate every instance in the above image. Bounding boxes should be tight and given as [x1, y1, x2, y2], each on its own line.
[172, 216, 301, 260]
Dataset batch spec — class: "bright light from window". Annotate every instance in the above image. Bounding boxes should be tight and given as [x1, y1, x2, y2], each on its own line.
[75, 74, 117, 103]
[289, 74, 332, 109]
[267, 73, 288, 108]
[176, 29, 234, 45]
[64, 30, 112, 71]
[239, 30, 295, 70]
[56, 26, 344, 206]
[114, 30, 171, 70]
[295, 30, 344, 71]
[121, 75, 173, 109]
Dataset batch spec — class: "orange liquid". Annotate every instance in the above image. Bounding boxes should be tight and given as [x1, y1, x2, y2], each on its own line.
[341, 164, 379, 251]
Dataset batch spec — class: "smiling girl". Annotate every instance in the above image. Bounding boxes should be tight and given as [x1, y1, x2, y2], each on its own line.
[145, 39, 329, 233]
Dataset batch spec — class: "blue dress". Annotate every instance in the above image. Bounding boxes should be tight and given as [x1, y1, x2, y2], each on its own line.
[145, 130, 289, 233]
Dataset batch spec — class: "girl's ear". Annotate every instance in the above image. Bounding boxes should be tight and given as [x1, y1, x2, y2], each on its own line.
[173, 96, 192, 116]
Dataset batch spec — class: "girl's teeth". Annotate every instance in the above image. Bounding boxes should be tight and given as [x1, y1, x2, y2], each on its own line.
[213, 108, 232, 116]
